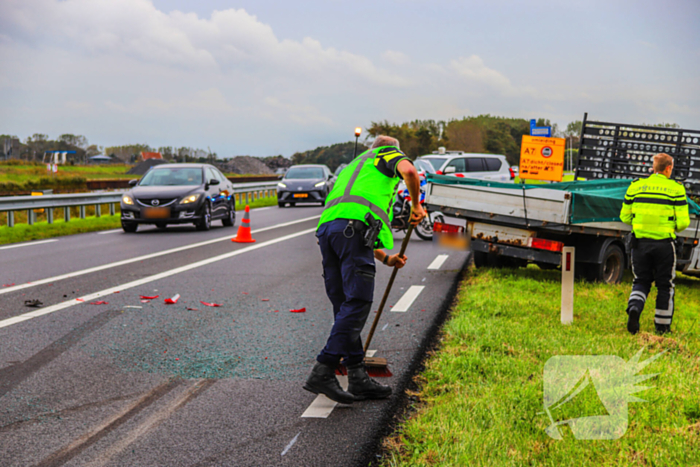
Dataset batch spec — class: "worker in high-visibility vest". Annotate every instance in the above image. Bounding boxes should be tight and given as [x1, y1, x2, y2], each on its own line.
[303, 135, 426, 404]
[620, 153, 690, 335]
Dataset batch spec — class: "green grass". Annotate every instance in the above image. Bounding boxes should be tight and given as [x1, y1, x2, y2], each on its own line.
[0, 163, 135, 184]
[0, 196, 278, 244]
[382, 266, 700, 467]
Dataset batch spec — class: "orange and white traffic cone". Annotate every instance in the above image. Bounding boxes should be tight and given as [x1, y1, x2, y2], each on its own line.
[232, 205, 256, 243]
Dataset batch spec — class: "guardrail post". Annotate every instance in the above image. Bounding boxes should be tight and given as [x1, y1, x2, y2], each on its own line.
[47, 208, 54, 224]
[109, 203, 115, 216]
[64, 207, 70, 223]
[27, 210, 34, 225]
[7, 211, 14, 227]
[95, 204, 101, 217]
[561, 247, 575, 324]
[80, 206, 86, 219]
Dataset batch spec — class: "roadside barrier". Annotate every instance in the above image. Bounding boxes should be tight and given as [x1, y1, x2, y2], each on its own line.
[0, 182, 279, 228]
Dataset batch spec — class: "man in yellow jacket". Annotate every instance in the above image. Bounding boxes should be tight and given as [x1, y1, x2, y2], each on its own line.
[620, 153, 690, 335]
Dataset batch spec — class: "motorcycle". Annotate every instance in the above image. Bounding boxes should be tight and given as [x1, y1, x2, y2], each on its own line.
[391, 177, 445, 241]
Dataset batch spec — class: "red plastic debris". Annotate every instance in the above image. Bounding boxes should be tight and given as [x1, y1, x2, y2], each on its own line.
[113, 291, 120, 293]
[3, 283, 15, 287]
[140, 295, 159, 300]
[76, 298, 85, 302]
[261, 298, 270, 302]
[242, 292, 248, 295]
[164, 294, 180, 304]
[175, 358, 179, 361]
[187, 307, 199, 311]
[273, 310, 279, 313]
[290, 308, 306, 313]
[141, 300, 150, 303]
[200, 301, 222, 307]
[90, 301, 109, 305]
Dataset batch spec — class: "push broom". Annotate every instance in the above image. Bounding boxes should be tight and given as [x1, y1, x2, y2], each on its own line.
[337, 224, 414, 378]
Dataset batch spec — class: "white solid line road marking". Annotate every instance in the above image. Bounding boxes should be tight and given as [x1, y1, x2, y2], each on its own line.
[301, 375, 349, 419]
[0, 228, 316, 330]
[366, 349, 377, 357]
[281, 432, 301, 456]
[0, 239, 58, 250]
[0, 215, 321, 296]
[427, 254, 449, 270]
[97, 229, 122, 235]
[253, 207, 273, 212]
[391, 285, 425, 312]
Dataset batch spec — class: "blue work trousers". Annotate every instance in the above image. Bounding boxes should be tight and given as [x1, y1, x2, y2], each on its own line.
[316, 219, 376, 367]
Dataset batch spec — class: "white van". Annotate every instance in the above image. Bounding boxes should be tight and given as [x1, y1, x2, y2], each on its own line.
[417, 150, 514, 182]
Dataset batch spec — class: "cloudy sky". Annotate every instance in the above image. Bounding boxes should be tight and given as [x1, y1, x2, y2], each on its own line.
[1, 0, 699, 157]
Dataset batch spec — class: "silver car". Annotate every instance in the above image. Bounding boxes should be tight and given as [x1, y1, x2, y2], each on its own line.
[418, 151, 514, 182]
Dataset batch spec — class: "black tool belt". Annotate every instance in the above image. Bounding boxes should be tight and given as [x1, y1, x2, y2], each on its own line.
[342, 215, 382, 249]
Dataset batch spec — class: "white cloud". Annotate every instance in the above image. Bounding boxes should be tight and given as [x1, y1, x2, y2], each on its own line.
[450, 55, 516, 94]
[382, 50, 411, 66]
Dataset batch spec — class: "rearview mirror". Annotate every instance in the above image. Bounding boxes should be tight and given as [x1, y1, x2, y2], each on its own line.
[208, 179, 220, 186]
[444, 166, 456, 174]
[128, 179, 138, 186]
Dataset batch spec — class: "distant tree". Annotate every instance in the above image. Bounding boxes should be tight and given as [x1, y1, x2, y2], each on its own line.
[366, 119, 445, 159]
[291, 141, 368, 171]
[564, 120, 583, 138]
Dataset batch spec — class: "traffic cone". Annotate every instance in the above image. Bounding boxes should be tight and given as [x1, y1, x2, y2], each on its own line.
[232, 205, 256, 243]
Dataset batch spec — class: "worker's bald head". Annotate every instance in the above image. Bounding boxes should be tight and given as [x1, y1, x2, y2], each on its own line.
[371, 135, 400, 149]
[653, 153, 674, 174]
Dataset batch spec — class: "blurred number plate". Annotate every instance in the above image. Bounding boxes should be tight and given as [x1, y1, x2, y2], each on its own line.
[143, 207, 170, 219]
[293, 193, 308, 198]
[434, 221, 469, 250]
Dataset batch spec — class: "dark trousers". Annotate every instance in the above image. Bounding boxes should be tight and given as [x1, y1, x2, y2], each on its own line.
[316, 219, 376, 367]
[628, 240, 676, 327]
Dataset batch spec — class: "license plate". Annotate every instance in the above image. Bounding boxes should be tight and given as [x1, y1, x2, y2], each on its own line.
[143, 207, 170, 219]
[293, 193, 308, 198]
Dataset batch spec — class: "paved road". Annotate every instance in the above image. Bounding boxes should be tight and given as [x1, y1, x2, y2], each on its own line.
[0, 206, 469, 467]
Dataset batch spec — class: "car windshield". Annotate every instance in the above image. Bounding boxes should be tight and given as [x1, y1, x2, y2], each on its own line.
[140, 168, 203, 186]
[424, 158, 446, 171]
[414, 159, 436, 173]
[285, 167, 324, 179]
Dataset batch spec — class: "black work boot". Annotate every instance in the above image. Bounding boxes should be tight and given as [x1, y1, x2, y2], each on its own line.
[347, 363, 392, 401]
[655, 324, 671, 335]
[303, 362, 354, 404]
[627, 306, 642, 335]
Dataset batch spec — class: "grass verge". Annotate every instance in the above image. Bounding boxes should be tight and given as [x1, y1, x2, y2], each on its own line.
[382, 266, 700, 466]
[0, 197, 279, 245]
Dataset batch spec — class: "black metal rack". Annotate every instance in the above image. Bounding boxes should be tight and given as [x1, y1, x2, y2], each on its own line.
[575, 113, 700, 197]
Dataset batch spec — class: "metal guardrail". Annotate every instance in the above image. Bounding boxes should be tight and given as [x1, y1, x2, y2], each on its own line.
[0, 181, 280, 227]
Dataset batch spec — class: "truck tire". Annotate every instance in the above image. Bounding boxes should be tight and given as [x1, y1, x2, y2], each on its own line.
[586, 244, 625, 284]
[473, 250, 487, 267]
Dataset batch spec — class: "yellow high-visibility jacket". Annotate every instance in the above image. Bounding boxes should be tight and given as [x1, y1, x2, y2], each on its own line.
[620, 173, 690, 239]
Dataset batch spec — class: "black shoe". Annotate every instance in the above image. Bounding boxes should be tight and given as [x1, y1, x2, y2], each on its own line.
[655, 324, 671, 335]
[627, 306, 642, 335]
[347, 363, 392, 401]
[303, 362, 354, 404]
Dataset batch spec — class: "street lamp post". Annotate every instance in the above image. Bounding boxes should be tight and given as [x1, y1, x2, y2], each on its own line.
[353, 127, 362, 158]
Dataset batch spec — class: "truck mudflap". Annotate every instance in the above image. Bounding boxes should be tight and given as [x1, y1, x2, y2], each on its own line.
[472, 239, 561, 265]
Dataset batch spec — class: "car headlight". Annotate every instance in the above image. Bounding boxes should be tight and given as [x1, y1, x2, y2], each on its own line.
[314, 181, 326, 187]
[179, 194, 200, 204]
[278, 182, 287, 188]
[122, 195, 134, 205]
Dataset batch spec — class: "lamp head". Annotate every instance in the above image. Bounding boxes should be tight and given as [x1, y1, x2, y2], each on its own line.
[354, 127, 362, 137]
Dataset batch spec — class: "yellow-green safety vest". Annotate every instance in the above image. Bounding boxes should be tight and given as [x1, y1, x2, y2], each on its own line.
[620, 173, 690, 240]
[318, 146, 408, 249]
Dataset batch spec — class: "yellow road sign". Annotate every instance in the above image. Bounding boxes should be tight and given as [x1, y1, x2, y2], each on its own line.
[519, 135, 566, 182]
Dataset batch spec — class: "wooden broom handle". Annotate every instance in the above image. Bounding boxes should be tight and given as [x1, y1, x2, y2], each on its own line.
[363, 224, 414, 353]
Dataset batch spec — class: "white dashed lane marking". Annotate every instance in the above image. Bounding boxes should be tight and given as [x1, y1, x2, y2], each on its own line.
[97, 229, 123, 235]
[391, 285, 425, 312]
[301, 375, 349, 419]
[427, 254, 449, 270]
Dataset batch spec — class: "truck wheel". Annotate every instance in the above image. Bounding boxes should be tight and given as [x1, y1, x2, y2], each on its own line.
[588, 244, 625, 284]
[473, 250, 487, 267]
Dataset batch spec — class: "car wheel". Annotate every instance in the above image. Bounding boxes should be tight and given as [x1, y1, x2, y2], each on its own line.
[278, 202, 285, 208]
[222, 202, 235, 227]
[289, 202, 296, 207]
[156, 222, 167, 229]
[196, 202, 212, 231]
[122, 221, 138, 233]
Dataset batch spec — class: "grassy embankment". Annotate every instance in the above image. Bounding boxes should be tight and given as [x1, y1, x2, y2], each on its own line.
[0, 197, 278, 245]
[382, 266, 700, 466]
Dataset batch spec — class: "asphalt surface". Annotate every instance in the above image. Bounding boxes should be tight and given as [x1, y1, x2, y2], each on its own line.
[0, 205, 469, 467]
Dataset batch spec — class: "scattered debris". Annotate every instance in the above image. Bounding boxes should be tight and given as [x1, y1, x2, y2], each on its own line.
[164, 294, 180, 304]
[382, 323, 389, 331]
[141, 300, 150, 303]
[290, 308, 306, 313]
[24, 299, 42, 307]
[113, 291, 120, 294]
[123, 306, 142, 309]
[140, 295, 159, 300]
[3, 283, 15, 287]
[200, 301, 222, 307]
[186, 307, 199, 311]
[90, 301, 109, 305]
[76, 298, 85, 302]
[261, 298, 270, 302]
